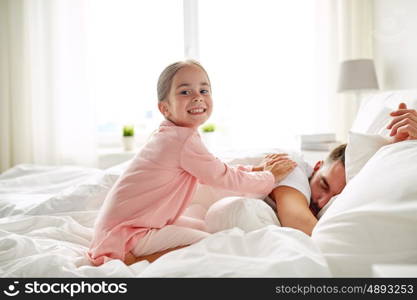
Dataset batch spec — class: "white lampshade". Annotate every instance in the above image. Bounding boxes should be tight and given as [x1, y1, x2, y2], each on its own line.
[337, 59, 379, 92]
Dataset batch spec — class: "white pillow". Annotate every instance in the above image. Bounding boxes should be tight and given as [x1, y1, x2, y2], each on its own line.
[352, 89, 417, 135]
[345, 132, 391, 182]
[312, 140, 417, 277]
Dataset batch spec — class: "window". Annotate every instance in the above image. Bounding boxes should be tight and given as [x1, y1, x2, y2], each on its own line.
[199, 0, 322, 149]
[87, 0, 183, 147]
[88, 0, 328, 150]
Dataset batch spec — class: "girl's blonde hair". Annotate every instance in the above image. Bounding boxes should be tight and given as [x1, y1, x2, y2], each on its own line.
[157, 59, 211, 102]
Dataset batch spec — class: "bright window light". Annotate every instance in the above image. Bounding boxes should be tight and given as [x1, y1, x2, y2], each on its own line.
[87, 0, 183, 147]
[87, 0, 328, 150]
[199, 0, 321, 150]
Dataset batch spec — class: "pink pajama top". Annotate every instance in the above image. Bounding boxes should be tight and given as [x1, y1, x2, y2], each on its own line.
[87, 120, 275, 265]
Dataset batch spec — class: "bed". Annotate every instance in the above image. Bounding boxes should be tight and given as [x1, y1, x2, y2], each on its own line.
[1, 90, 417, 278]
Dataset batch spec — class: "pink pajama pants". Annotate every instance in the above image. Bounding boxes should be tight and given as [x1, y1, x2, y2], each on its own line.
[131, 204, 210, 257]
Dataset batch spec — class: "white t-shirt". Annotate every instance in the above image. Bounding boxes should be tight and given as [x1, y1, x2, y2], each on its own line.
[263, 153, 313, 210]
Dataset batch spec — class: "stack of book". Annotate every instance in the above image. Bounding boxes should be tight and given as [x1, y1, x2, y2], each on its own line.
[297, 133, 340, 151]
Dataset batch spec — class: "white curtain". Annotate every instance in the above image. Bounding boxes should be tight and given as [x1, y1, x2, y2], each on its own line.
[316, 0, 374, 142]
[0, 0, 97, 172]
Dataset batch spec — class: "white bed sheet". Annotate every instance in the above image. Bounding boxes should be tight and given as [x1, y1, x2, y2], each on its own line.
[0, 163, 331, 277]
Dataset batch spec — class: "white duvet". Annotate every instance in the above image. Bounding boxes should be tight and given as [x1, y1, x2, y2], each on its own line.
[0, 163, 331, 277]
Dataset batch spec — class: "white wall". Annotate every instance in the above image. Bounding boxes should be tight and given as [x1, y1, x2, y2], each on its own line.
[374, 0, 417, 90]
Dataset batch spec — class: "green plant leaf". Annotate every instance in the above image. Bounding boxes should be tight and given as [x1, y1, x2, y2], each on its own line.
[200, 123, 216, 133]
[123, 125, 135, 136]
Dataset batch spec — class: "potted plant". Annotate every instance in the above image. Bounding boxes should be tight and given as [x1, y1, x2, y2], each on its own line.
[201, 123, 216, 133]
[122, 125, 135, 151]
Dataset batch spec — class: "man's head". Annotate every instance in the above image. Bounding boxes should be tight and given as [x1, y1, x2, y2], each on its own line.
[309, 144, 347, 214]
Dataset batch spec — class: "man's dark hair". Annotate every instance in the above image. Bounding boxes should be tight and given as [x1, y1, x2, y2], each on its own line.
[326, 143, 347, 166]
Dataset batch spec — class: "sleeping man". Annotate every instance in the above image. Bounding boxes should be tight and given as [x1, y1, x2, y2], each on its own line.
[266, 102, 417, 236]
[203, 143, 345, 236]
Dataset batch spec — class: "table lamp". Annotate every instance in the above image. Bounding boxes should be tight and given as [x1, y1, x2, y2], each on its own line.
[337, 59, 379, 109]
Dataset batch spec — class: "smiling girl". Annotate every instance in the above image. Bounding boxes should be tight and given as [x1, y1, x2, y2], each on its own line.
[87, 60, 296, 265]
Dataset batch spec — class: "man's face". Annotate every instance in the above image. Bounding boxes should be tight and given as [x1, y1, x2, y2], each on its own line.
[309, 160, 346, 210]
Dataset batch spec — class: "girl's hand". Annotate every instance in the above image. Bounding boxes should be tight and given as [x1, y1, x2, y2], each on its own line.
[265, 157, 297, 183]
[253, 153, 290, 172]
[387, 102, 417, 142]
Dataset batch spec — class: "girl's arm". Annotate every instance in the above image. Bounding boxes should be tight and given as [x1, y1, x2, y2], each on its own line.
[180, 133, 275, 195]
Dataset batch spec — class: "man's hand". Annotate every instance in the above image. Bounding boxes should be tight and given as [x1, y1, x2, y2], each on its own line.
[387, 102, 417, 142]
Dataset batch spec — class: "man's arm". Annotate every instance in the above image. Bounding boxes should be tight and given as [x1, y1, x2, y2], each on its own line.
[270, 186, 317, 236]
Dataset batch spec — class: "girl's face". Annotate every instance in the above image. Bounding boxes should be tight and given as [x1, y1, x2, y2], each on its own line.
[159, 64, 212, 129]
